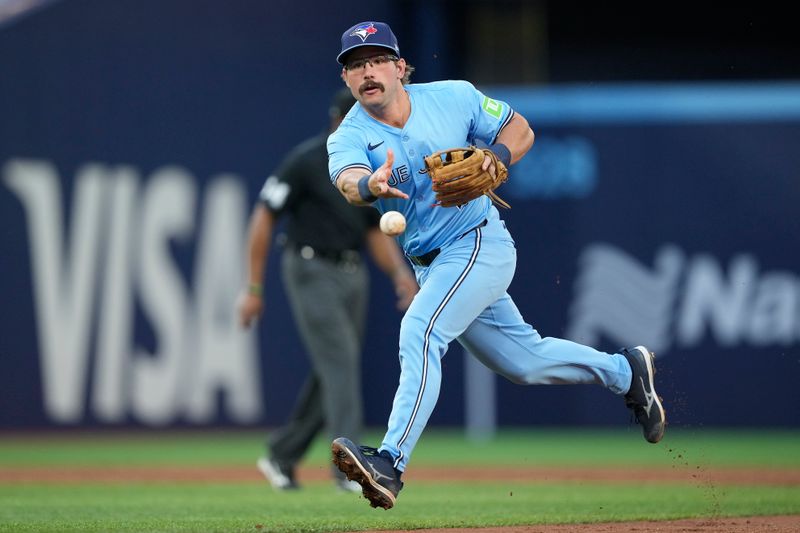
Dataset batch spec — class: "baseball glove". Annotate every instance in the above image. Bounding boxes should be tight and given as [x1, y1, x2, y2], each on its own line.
[423, 146, 510, 208]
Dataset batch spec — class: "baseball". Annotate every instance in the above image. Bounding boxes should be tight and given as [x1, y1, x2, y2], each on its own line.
[380, 211, 406, 236]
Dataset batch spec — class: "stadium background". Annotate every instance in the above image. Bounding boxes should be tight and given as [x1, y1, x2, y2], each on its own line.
[1, 0, 798, 432]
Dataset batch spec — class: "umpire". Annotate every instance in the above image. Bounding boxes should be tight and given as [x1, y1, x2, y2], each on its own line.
[238, 88, 417, 491]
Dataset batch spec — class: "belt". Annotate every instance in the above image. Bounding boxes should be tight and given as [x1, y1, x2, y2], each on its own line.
[294, 245, 360, 264]
[407, 219, 488, 267]
[407, 248, 440, 267]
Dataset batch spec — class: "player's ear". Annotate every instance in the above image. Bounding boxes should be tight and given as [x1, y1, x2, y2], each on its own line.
[396, 58, 406, 80]
[341, 69, 348, 84]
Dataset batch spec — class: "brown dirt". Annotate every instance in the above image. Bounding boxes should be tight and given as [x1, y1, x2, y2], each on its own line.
[380, 515, 800, 533]
[2, 464, 799, 485]
[1, 465, 797, 532]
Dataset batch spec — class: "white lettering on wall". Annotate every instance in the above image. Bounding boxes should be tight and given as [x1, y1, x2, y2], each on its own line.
[131, 167, 196, 425]
[567, 242, 800, 355]
[677, 255, 756, 347]
[2, 158, 261, 425]
[93, 166, 139, 421]
[185, 176, 261, 422]
[566, 243, 684, 353]
[4, 161, 107, 422]
[748, 272, 799, 346]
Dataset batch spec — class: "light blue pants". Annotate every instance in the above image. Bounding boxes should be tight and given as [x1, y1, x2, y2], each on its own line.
[380, 213, 633, 471]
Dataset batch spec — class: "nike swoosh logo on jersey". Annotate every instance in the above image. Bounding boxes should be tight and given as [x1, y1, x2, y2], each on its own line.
[368, 141, 384, 151]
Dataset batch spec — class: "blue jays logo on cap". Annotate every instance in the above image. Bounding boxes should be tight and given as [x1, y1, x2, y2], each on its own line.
[337, 21, 400, 64]
[350, 23, 378, 42]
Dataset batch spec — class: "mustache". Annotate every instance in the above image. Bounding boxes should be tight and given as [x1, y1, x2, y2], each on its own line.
[359, 80, 385, 94]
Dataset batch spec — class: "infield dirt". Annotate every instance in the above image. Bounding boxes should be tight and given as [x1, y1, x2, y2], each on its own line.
[2, 464, 797, 532]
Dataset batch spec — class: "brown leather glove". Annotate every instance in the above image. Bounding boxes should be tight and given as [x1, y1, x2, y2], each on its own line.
[423, 146, 510, 208]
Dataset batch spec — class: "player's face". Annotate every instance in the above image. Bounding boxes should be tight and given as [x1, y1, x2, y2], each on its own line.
[341, 47, 404, 106]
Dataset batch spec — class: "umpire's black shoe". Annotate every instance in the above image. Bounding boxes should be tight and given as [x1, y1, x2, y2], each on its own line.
[620, 346, 666, 444]
[331, 437, 403, 509]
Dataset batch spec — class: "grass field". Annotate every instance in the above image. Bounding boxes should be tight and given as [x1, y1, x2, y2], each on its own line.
[0, 428, 798, 532]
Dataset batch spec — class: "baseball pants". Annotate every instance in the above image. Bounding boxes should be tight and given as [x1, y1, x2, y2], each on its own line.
[379, 212, 633, 471]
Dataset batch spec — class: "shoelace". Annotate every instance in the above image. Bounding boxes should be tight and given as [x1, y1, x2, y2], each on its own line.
[359, 445, 397, 465]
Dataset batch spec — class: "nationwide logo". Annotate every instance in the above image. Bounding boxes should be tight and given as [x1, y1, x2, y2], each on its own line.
[565, 243, 800, 356]
[350, 23, 378, 42]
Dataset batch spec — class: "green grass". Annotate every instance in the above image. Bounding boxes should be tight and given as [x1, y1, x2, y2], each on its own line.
[1, 482, 798, 532]
[1, 427, 798, 468]
[0, 428, 798, 532]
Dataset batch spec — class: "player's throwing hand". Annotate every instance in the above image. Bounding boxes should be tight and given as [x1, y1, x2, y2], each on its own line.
[370, 149, 408, 200]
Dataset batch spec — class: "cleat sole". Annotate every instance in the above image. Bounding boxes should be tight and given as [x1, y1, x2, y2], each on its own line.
[331, 439, 396, 510]
[635, 346, 666, 444]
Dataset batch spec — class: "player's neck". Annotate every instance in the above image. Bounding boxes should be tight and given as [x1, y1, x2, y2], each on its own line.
[364, 88, 410, 129]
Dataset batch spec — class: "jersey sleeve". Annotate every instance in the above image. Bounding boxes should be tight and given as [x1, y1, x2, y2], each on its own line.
[327, 125, 373, 185]
[459, 81, 515, 146]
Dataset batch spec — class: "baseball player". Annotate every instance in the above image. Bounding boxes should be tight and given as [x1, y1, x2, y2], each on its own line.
[239, 88, 418, 492]
[327, 21, 666, 509]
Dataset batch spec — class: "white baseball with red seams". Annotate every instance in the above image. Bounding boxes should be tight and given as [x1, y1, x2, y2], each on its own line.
[380, 211, 406, 236]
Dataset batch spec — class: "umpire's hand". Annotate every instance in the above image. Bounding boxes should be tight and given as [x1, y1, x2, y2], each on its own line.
[238, 291, 264, 328]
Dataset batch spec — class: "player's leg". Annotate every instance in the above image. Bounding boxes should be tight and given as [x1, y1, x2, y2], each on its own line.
[379, 219, 517, 472]
[456, 294, 631, 393]
[334, 231, 504, 508]
[457, 292, 665, 442]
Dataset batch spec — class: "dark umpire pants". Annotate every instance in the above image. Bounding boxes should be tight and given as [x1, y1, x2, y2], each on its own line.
[268, 247, 367, 479]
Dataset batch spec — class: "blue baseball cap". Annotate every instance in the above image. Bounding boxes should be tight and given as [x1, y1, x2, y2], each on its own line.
[337, 21, 400, 64]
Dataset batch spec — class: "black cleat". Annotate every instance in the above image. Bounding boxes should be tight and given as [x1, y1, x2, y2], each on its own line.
[331, 437, 403, 509]
[620, 345, 666, 444]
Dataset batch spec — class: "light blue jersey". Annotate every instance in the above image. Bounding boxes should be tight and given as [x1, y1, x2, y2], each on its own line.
[328, 80, 514, 256]
[327, 79, 635, 474]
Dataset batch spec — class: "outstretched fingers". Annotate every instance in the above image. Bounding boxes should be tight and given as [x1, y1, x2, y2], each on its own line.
[372, 149, 394, 192]
[372, 149, 408, 199]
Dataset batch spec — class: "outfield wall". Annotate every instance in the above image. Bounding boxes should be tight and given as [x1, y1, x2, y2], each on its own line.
[486, 84, 800, 428]
[1, 3, 798, 429]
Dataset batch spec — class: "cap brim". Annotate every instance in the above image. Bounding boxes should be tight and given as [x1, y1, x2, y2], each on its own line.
[337, 43, 399, 64]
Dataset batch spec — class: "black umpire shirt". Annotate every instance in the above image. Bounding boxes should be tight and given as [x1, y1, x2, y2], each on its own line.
[258, 133, 379, 253]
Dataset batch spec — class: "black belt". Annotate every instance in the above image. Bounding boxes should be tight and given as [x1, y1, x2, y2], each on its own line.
[407, 219, 487, 267]
[293, 245, 360, 264]
[407, 248, 440, 267]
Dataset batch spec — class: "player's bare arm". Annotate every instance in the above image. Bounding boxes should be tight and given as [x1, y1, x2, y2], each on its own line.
[482, 113, 535, 174]
[337, 148, 409, 205]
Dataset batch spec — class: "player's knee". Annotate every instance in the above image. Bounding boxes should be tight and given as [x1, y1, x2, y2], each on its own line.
[400, 311, 427, 331]
[399, 313, 429, 350]
[504, 371, 535, 385]
[501, 364, 556, 386]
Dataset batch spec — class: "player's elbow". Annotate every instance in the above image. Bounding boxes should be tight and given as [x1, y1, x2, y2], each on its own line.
[518, 113, 534, 148]
[525, 127, 535, 152]
[505, 114, 534, 163]
[509, 128, 534, 165]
